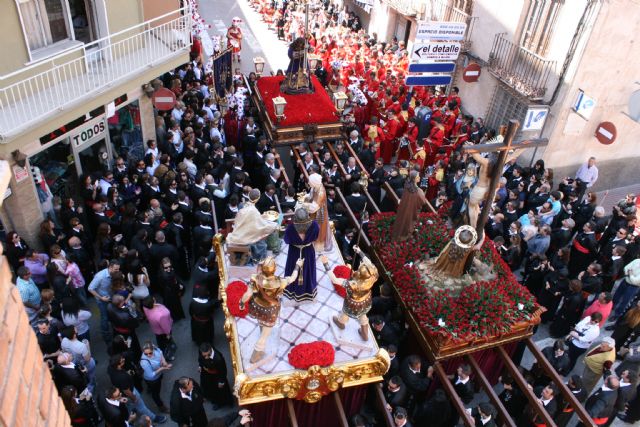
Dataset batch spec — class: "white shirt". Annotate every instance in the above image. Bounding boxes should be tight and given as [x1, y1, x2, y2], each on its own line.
[571, 317, 600, 349]
[575, 163, 599, 187]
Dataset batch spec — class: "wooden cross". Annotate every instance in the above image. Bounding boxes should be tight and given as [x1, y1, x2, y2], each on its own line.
[460, 119, 549, 238]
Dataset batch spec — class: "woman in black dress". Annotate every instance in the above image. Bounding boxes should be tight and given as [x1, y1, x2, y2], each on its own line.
[538, 248, 570, 323]
[39, 219, 65, 253]
[158, 257, 185, 320]
[550, 279, 586, 338]
[503, 234, 523, 272]
[189, 286, 215, 345]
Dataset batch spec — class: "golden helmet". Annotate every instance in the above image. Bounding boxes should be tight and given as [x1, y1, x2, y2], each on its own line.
[260, 257, 277, 276]
[354, 263, 374, 281]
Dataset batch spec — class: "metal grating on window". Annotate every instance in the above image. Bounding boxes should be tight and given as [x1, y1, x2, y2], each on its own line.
[484, 85, 528, 135]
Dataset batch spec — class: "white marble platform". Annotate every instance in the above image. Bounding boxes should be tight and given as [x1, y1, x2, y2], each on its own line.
[224, 236, 379, 376]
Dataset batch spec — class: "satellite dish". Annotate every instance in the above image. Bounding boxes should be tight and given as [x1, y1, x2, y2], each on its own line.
[629, 90, 640, 122]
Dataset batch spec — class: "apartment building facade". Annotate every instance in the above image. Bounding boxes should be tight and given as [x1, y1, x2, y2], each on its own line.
[348, 0, 640, 190]
[0, 0, 192, 244]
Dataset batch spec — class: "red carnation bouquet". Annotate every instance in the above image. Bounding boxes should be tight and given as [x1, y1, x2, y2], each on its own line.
[288, 341, 335, 369]
[332, 265, 351, 298]
[226, 281, 249, 318]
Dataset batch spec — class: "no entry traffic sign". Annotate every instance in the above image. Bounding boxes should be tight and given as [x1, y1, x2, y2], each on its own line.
[152, 87, 177, 111]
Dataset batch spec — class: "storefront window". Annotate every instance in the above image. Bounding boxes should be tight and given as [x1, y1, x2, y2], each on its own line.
[108, 100, 144, 165]
[29, 139, 78, 217]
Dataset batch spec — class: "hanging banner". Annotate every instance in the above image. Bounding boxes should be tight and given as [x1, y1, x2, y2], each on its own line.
[212, 48, 233, 97]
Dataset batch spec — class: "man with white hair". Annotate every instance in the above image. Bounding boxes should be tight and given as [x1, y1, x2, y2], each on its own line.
[582, 336, 617, 394]
[348, 130, 363, 153]
[226, 189, 279, 263]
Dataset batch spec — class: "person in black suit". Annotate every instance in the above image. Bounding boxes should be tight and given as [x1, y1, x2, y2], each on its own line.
[371, 316, 401, 349]
[579, 376, 619, 426]
[471, 402, 497, 427]
[53, 352, 88, 393]
[392, 406, 413, 427]
[99, 386, 135, 426]
[450, 364, 474, 405]
[192, 216, 214, 260]
[170, 377, 208, 427]
[323, 161, 343, 189]
[525, 384, 558, 426]
[165, 212, 190, 279]
[539, 339, 571, 377]
[347, 130, 364, 154]
[367, 159, 386, 205]
[346, 183, 367, 214]
[343, 157, 362, 195]
[550, 218, 575, 252]
[384, 344, 400, 382]
[383, 376, 408, 412]
[412, 388, 453, 427]
[370, 283, 397, 322]
[569, 221, 598, 278]
[498, 375, 525, 421]
[400, 355, 433, 408]
[359, 143, 377, 174]
[486, 213, 505, 240]
[555, 375, 587, 427]
[149, 230, 180, 281]
[256, 184, 278, 213]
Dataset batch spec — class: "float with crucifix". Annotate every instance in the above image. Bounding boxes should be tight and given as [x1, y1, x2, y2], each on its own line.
[371, 120, 550, 359]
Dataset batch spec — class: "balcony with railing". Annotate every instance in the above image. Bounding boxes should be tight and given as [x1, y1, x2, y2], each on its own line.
[0, 8, 192, 141]
[488, 33, 556, 100]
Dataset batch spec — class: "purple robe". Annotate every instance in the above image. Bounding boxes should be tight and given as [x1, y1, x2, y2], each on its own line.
[283, 221, 319, 302]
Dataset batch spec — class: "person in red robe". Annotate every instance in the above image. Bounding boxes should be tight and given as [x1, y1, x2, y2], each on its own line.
[396, 117, 418, 164]
[447, 86, 462, 110]
[425, 116, 445, 166]
[379, 110, 400, 165]
[227, 17, 243, 63]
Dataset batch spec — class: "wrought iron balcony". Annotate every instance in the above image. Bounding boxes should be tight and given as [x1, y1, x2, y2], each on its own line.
[488, 33, 556, 100]
[0, 8, 192, 141]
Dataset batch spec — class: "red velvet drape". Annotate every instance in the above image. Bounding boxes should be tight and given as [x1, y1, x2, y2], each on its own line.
[247, 384, 369, 427]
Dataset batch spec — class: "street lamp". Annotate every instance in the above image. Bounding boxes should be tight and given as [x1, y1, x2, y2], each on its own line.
[272, 96, 287, 122]
[333, 91, 348, 113]
[307, 54, 320, 70]
[253, 56, 265, 76]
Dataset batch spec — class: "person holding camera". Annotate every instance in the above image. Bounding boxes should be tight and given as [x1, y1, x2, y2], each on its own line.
[566, 312, 603, 371]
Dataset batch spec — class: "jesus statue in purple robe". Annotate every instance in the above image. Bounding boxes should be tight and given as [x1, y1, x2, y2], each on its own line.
[283, 208, 320, 302]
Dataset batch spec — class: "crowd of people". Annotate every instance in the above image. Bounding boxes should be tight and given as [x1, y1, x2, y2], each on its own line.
[5, 1, 640, 426]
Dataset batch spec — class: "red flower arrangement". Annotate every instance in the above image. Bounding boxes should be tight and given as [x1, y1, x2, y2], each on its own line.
[370, 212, 539, 344]
[288, 341, 335, 369]
[331, 265, 351, 298]
[226, 281, 249, 318]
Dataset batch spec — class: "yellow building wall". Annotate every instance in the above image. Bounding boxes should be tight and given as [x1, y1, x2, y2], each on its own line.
[0, 4, 31, 75]
[541, 0, 640, 188]
[107, 0, 143, 34]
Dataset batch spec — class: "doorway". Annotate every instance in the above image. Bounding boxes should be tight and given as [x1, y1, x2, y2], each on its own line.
[76, 138, 113, 175]
[69, 0, 99, 43]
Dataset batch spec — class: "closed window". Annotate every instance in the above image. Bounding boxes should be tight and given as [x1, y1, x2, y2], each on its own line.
[520, 0, 563, 56]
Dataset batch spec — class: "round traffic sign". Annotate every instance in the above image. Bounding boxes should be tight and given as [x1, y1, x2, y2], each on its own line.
[152, 87, 177, 111]
[595, 121, 617, 145]
[462, 63, 481, 83]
